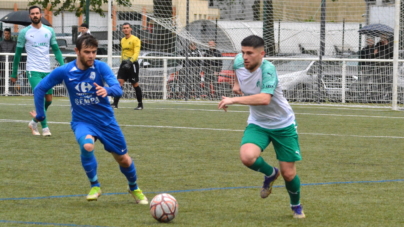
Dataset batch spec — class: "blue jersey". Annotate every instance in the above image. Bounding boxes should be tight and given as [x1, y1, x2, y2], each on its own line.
[34, 60, 122, 126]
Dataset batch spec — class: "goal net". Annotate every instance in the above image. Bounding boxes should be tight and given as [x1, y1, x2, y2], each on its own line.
[110, 0, 404, 107]
[1, 0, 404, 108]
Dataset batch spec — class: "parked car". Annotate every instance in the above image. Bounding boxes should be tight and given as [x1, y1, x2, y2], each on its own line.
[137, 51, 182, 99]
[347, 62, 404, 103]
[273, 58, 359, 102]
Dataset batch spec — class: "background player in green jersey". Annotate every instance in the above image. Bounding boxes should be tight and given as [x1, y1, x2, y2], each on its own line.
[10, 5, 64, 136]
[218, 35, 305, 218]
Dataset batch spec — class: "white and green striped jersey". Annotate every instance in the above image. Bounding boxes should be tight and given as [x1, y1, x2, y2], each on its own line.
[16, 25, 58, 72]
[233, 53, 295, 129]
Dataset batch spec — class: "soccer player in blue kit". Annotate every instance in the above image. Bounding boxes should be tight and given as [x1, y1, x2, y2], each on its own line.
[29, 34, 148, 204]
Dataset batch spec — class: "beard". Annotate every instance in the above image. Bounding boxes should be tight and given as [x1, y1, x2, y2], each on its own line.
[31, 17, 41, 25]
[245, 62, 259, 71]
[79, 55, 94, 68]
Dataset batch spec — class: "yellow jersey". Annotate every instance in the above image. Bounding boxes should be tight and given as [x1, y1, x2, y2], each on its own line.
[121, 35, 141, 62]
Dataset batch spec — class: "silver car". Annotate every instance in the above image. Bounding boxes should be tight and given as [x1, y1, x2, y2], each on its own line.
[274, 59, 358, 102]
[123, 51, 182, 99]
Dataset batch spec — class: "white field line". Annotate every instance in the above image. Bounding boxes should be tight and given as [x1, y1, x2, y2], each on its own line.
[1, 119, 404, 139]
[0, 99, 399, 110]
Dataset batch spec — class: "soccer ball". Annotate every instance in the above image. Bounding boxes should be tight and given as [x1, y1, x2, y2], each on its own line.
[149, 193, 178, 223]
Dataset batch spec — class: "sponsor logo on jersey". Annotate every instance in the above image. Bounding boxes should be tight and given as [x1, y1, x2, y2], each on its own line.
[75, 82, 93, 93]
[32, 42, 49, 48]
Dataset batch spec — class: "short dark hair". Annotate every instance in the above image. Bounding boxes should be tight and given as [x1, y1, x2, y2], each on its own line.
[241, 35, 265, 49]
[122, 22, 131, 28]
[80, 23, 89, 28]
[76, 34, 98, 51]
[29, 5, 42, 14]
[4, 28, 11, 33]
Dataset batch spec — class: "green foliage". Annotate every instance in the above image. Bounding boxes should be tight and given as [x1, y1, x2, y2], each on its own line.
[28, 0, 132, 17]
[1, 97, 404, 226]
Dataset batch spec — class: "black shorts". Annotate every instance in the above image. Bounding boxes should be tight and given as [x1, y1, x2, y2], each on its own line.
[117, 61, 140, 84]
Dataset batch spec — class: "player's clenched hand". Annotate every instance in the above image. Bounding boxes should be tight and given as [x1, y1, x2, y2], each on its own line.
[10, 77, 17, 83]
[218, 96, 233, 112]
[94, 82, 107, 97]
[29, 110, 37, 118]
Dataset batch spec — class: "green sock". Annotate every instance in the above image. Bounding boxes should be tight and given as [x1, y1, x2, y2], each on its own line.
[40, 101, 52, 128]
[247, 156, 274, 176]
[285, 175, 301, 206]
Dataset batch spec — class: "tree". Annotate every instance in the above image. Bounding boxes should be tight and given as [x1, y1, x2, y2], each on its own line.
[29, 0, 131, 17]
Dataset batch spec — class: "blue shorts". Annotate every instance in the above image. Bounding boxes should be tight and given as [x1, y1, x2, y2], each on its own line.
[71, 121, 128, 155]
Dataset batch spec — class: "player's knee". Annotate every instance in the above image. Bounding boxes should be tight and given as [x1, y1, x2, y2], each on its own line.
[115, 154, 132, 167]
[239, 147, 259, 166]
[83, 143, 94, 152]
[281, 169, 296, 182]
[79, 136, 95, 155]
[240, 155, 255, 166]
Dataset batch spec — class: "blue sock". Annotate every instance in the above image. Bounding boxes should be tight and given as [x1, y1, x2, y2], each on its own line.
[81, 155, 100, 187]
[79, 136, 99, 188]
[120, 162, 138, 191]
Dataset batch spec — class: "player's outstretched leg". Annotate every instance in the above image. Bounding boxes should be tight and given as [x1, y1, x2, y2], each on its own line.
[291, 204, 305, 218]
[285, 174, 303, 218]
[28, 120, 40, 135]
[79, 136, 100, 201]
[261, 167, 280, 198]
[119, 161, 148, 204]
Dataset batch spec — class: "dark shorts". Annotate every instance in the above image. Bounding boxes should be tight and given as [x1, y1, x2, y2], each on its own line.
[117, 61, 139, 84]
[71, 121, 128, 155]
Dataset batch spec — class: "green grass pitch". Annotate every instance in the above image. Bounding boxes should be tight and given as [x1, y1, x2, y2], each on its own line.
[0, 96, 403, 226]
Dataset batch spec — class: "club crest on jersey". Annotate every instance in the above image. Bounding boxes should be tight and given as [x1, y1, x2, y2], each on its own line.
[90, 72, 96, 80]
[45, 34, 48, 38]
[256, 80, 261, 88]
[75, 82, 93, 93]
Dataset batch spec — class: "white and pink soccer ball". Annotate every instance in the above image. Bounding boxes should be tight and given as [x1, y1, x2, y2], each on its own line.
[149, 193, 179, 223]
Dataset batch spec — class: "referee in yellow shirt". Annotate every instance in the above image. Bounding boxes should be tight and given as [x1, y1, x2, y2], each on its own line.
[112, 23, 143, 110]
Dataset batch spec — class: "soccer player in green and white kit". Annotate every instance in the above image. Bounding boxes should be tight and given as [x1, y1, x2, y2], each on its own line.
[10, 5, 64, 136]
[218, 35, 305, 218]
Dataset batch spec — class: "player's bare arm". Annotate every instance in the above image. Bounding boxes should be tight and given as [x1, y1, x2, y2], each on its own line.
[219, 93, 271, 111]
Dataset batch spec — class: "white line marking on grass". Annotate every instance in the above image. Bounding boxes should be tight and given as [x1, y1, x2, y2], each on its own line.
[1, 119, 404, 139]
